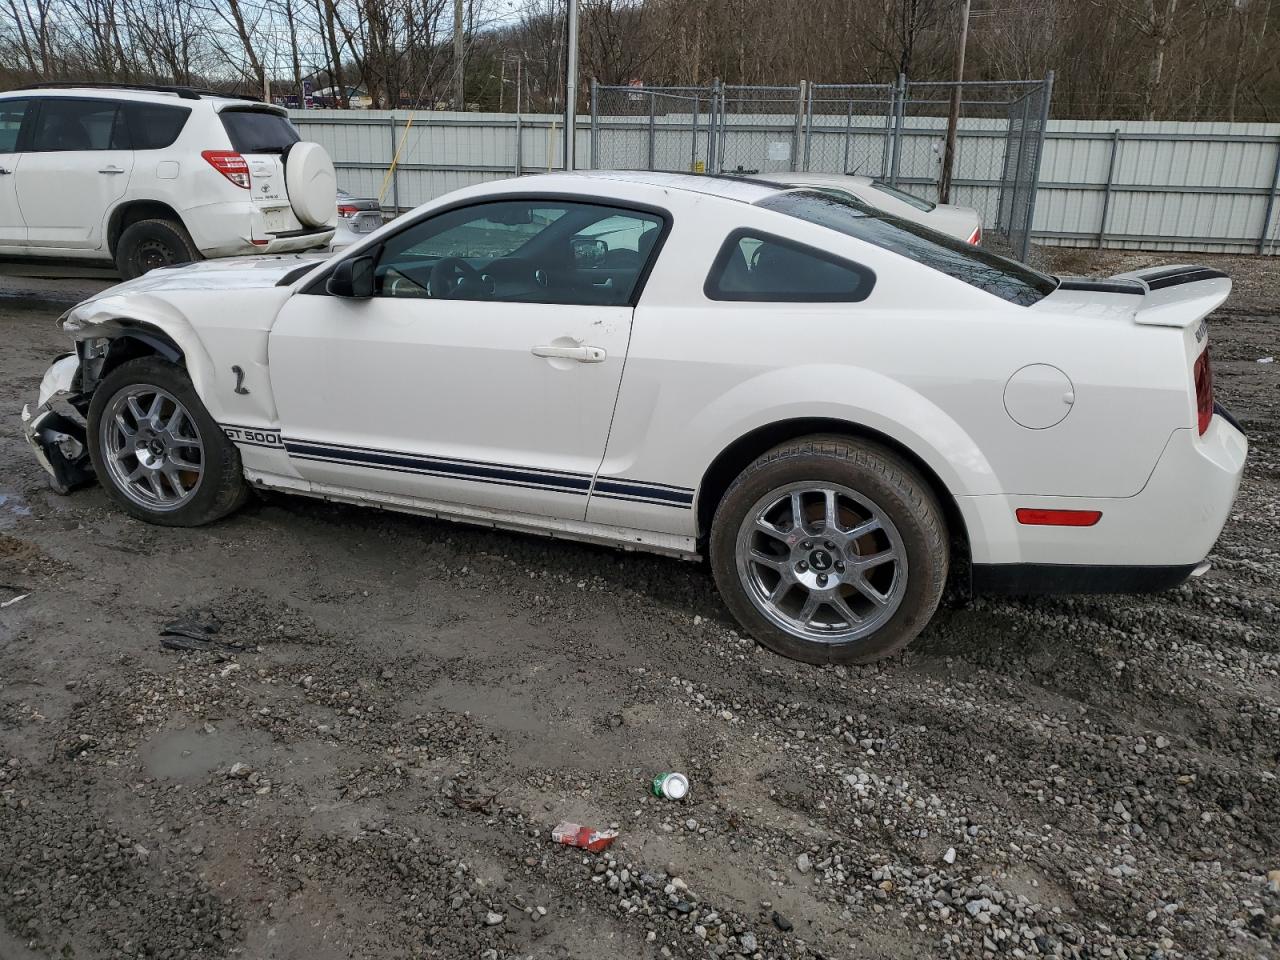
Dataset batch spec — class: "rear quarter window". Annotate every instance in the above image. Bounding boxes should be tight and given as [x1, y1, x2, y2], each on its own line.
[124, 102, 191, 150]
[758, 189, 1055, 307]
[705, 229, 875, 303]
[220, 109, 300, 153]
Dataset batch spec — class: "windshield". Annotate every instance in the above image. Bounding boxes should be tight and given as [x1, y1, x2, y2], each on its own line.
[870, 180, 937, 212]
[757, 189, 1055, 307]
[220, 109, 300, 154]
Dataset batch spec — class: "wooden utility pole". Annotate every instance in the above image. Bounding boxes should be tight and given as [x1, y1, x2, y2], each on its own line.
[453, 0, 464, 110]
[939, 0, 971, 205]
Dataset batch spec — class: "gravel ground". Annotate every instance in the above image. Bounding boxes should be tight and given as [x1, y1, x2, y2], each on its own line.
[1, 252, 1278, 960]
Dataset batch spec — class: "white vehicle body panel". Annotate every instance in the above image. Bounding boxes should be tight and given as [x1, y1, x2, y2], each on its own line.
[31, 172, 1245, 585]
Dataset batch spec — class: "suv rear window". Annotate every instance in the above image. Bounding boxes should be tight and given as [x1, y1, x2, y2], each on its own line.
[757, 189, 1056, 307]
[220, 109, 299, 154]
[124, 102, 191, 150]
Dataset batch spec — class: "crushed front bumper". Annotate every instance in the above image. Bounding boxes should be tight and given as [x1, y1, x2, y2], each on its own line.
[21, 354, 94, 494]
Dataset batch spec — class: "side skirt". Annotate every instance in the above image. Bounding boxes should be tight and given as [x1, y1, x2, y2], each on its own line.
[244, 469, 701, 561]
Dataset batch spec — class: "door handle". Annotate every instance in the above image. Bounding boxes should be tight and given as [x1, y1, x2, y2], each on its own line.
[531, 344, 606, 363]
[0, 167, 10, 175]
[98, 166, 125, 175]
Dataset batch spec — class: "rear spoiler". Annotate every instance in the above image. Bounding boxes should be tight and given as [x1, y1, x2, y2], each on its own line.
[1112, 265, 1231, 329]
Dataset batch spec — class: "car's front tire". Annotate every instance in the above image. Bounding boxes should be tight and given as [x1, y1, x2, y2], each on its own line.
[710, 435, 948, 665]
[87, 357, 248, 526]
[115, 218, 201, 279]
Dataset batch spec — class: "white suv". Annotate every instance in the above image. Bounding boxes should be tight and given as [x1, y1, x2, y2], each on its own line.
[0, 83, 336, 278]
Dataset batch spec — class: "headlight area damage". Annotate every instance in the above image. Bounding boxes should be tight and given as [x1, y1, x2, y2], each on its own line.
[21, 309, 182, 495]
[21, 351, 95, 494]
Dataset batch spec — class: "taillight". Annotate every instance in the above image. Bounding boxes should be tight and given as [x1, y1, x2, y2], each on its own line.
[1193, 347, 1213, 435]
[201, 150, 251, 188]
[967, 226, 982, 245]
[337, 204, 359, 218]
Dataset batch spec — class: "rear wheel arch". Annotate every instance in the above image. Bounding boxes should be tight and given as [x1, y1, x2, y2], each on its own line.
[695, 418, 970, 560]
[107, 200, 190, 258]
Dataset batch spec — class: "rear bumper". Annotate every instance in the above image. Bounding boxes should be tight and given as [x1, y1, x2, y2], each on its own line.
[972, 561, 1202, 595]
[183, 200, 334, 258]
[964, 411, 1247, 587]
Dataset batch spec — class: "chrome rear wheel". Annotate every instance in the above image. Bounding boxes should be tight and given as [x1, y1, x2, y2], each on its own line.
[734, 482, 908, 644]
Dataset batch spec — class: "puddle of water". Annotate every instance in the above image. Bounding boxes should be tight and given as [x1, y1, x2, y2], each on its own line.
[0, 493, 32, 530]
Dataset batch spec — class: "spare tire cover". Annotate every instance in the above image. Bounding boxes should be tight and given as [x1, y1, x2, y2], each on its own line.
[285, 142, 337, 228]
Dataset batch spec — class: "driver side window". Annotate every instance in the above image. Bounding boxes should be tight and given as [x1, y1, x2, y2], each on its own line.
[372, 199, 664, 306]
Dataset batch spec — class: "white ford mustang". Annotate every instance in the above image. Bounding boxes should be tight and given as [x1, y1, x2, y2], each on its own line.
[22, 171, 1247, 665]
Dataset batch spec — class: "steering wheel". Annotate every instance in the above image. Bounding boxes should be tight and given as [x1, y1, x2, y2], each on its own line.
[428, 257, 486, 299]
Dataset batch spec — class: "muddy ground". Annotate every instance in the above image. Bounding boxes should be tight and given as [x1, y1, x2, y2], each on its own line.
[0, 252, 1277, 960]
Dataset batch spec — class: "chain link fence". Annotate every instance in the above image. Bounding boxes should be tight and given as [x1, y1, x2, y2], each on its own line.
[588, 74, 1053, 261]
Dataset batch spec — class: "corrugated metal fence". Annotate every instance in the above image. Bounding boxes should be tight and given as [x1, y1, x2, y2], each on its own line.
[292, 109, 1280, 256]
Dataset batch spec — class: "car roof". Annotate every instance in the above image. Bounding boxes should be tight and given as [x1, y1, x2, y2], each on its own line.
[531, 170, 784, 205]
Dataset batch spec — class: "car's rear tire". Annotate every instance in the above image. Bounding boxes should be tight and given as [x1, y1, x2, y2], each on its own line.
[710, 435, 948, 665]
[115, 218, 201, 279]
[87, 357, 248, 527]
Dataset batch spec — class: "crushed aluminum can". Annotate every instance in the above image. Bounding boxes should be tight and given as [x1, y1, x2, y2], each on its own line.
[551, 821, 618, 853]
[651, 772, 690, 800]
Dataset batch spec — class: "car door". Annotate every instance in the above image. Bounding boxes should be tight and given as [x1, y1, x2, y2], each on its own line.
[269, 196, 669, 521]
[0, 97, 30, 247]
[17, 97, 134, 250]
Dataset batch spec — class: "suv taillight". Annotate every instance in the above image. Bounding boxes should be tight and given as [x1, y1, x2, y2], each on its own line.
[201, 150, 251, 188]
[337, 204, 358, 218]
[1193, 347, 1213, 435]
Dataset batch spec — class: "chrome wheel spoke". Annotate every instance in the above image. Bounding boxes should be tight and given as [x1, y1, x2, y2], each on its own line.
[748, 549, 787, 571]
[169, 453, 202, 474]
[768, 577, 794, 604]
[796, 592, 822, 625]
[147, 392, 165, 424]
[830, 593, 863, 626]
[113, 412, 136, 438]
[753, 516, 788, 545]
[851, 574, 890, 606]
[789, 491, 805, 533]
[851, 549, 895, 569]
[822, 489, 840, 532]
[846, 518, 881, 541]
[126, 396, 148, 423]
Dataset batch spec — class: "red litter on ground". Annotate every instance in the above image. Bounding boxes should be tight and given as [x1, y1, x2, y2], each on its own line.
[551, 822, 618, 853]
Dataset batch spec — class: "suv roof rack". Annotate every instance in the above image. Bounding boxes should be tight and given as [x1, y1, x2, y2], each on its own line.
[20, 81, 262, 102]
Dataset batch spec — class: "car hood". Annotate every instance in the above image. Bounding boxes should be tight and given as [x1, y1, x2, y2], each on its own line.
[86, 253, 331, 301]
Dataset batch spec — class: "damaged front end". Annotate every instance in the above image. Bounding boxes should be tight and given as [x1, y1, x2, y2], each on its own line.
[21, 351, 96, 494]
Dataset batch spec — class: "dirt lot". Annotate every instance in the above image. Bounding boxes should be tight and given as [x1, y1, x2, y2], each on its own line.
[1, 252, 1278, 960]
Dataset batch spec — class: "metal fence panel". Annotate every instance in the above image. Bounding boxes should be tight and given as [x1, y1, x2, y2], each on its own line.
[293, 102, 1280, 257]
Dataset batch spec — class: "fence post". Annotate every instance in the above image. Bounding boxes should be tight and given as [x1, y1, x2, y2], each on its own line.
[1258, 133, 1280, 254]
[889, 74, 906, 186]
[802, 82, 814, 171]
[1020, 70, 1054, 262]
[1097, 128, 1121, 249]
[648, 91, 656, 171]
[843, 97, 854, 175]
[515, 113, 523, 176]
[792, 81, 806, 172]
[589, 78, 599, 170]
[387, 115, 401, 215]
[713, 79, 724, 173]
[690, 94, 700, 172]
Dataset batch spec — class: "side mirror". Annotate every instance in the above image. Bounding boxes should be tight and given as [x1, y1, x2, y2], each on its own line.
[326, 255, 375, 299]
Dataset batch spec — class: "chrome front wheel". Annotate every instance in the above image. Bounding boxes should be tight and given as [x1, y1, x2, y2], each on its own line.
[99, 384, 205, 512]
